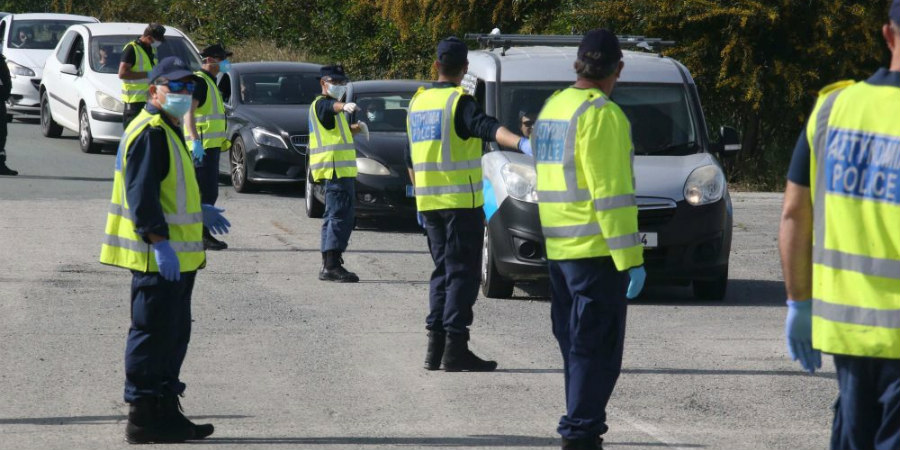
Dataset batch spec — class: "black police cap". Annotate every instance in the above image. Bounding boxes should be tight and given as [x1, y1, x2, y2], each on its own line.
[577, 29, 622, 66]
[320, 65, 348, 82]
[437, 36, 468, 66]
[200, 43, 233, 60]
[145, 23, 166, 42]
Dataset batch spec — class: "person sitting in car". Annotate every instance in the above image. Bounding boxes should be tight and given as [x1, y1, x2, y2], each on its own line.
[360, 98, 386, 125]
[12, 29, 31, 49]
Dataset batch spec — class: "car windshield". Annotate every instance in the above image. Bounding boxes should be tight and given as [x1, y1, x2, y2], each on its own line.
[499, 82, 698, 156]
[90, 35, 201, 74]
[239, 72, 320, 105]
[354, 92, 413, 132]
[8, 19, 91, 50]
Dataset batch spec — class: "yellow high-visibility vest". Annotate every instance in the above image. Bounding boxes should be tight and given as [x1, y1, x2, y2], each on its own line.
[807, 77, 900, 359]
[120, 41, 154, 103]
[308, 96, 357, 181]
[534, 87, 643, 270]
[407, 86, 483, 211]
[100, 109, 205, 272]
[189, 71, 229, 151]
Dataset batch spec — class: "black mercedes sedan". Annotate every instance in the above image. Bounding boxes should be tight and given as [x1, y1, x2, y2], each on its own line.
[216, 61, 323, 192]
[305, 80, 430, 218]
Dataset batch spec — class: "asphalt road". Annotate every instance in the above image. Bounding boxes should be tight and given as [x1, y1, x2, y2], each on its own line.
[0, 120, 832, 450]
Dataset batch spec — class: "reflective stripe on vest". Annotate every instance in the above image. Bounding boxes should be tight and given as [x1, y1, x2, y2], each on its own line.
[407, 86, 483, 211]
[190, 71, 228, 149]
[308, 97, 357, 181]
[100, 109, 204, 273]
[121, 42, 153, 103]
[809, 80, 900, 359]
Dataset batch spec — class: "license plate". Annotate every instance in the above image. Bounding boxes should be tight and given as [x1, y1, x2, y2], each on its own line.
[406, 185, 415, 197]
[640, 232, 658, 249]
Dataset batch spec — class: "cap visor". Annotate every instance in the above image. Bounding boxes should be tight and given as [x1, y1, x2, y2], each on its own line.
[156, 69, 194, 82]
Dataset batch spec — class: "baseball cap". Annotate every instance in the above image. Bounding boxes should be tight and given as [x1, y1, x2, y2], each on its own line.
[149, 56, 194, 83]
[891, 0, 900, 25]
[320, 65, 348, 82]
[577, 29, 622, 65]
[200, 43, 233, 60]
[437, 36, 467, 65]
[145, 23, 166, 42]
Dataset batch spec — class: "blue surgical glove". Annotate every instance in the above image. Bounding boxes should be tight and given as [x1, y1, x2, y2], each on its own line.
[518, 138, 532, 156]
[416, 212, 426, 229]
[626, 266, 646, 299]
[190, 140, 204, 164]
[152, 240, 180, 282]
[201, 204, 231, 235]
[786, 299, 822, 374]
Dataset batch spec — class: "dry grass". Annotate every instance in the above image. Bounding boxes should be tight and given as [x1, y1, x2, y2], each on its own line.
[228, 39, 320, 64]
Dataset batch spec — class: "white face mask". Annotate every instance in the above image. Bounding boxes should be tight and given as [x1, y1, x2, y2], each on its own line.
[366, 110, 383, 122]
[150, 40, 162, 49]
[326, 82, 347, 100]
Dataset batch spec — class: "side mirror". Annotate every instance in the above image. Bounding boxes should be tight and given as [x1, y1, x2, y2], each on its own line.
[719, 126, 741, 156]
[60, 64, 78, 76]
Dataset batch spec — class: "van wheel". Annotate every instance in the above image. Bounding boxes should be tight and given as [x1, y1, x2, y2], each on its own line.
[79, 107, 102, 154]
[230, 137, 254, 193]
[305, 161, 324, 218]
[693, 271, 728, 301]
[41, 92, 63, 138]
[481, 226, 514, 298]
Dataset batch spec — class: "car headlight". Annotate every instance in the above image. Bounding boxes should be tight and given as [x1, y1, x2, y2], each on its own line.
[7, 60, 35, 78]
[501, 162, 538, 203]
[683, 164, 726, 206]
[96, 91, 124, 113]
[251, 127, 288, 149]
[356, 157, 390, 176]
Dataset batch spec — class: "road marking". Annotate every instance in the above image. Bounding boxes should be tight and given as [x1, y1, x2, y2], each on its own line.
[612, 407, 697, 450]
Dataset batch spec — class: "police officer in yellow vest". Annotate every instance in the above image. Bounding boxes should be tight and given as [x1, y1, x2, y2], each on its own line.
[309, 65, 367, 282]
[407, 37, 529, 372]
[779, 3, 900, 448]
[533, 30, 645, 450]
[100, 57, 230, 444]
[185, 44, 233, 251]
[118, 23, 165, 127]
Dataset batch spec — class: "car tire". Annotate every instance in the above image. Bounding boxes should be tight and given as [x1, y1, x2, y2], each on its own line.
[693, 270, 728, 301]
[305, 160, 324, 218]
[230, 136, 254, 193]
[40, 92, 63, 138]
[79, 106, 102, 154]
[481, 226, 514, 298]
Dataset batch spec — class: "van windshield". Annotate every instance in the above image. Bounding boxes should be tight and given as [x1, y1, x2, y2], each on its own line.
[90, 36, 201, 74]
[499, 83, 698, 156]
[9, 19, 91, 50]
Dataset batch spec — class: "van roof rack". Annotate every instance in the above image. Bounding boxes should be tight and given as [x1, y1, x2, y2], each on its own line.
[464, 33, 675, 56]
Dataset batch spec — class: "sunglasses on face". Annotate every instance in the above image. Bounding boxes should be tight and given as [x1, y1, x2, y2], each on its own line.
[158, 80, 196, 93]
[522, 120, 534, 127]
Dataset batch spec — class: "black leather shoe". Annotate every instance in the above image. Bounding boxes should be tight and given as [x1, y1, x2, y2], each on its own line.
[318, 265, 360, 282]
[424, 330, 446, 370]
[203, 228, 228, 251]
[125, 397, 195, 444]
[164, 396, 214, 440]
[0, 163, 18, 176]
[561, 436, 601, 450]
[441, 334, 497, 372]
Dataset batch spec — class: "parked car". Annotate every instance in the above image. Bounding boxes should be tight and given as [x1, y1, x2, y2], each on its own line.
[40, 23, 201, 153]
[305, 80, 429, 219]
[216, 62, 321, 192]
[0, 13, 98, 119]
[464, 34, 741, 300]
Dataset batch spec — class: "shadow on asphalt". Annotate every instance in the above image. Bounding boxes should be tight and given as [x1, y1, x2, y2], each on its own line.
[496, 367, 833, 379]
[9, 174, 114, 182]
[226, 247, 429, 255]
[0, 414, 248, 425]
[200, 435, 703, 447]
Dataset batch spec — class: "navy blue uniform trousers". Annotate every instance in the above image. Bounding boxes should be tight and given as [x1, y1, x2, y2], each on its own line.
[549, 256, 628, 440]
[195, 147, 221, 205]
[422, 208, 484, 336]
[831, 355, 900, 450]
[124, 271, 195, 403]
[321, 175, 356, 252]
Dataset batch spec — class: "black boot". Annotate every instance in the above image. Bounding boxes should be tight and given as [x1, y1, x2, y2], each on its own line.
[561, 436, 601, 450]
[318, 251, 359, 282]
[424, 330, 446, 370]
[0, 161, 17, 176]
[125, 397, 195, 444]
[441, 333, 497, 372]
[163, 395, 214, 440]
[203, 227, 228, 251]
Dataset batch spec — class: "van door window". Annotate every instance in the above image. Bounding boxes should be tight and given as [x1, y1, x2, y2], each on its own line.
[218, 74, 232, 104]
[66, 35, 85, 73]
[56, 30, 77, 63]
[0, 21, 6, 46]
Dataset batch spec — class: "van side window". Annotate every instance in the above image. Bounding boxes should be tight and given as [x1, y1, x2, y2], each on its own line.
[474, 79, 486, 109]
[66, 35, 85, 71]
[55, 30, 77, 63]
[0, 21, 6, 45]
[218, 74, 232, 104]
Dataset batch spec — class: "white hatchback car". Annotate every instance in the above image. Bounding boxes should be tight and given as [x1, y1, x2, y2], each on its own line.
[40, 23, 201, 153]
[0, 13, 98, 119]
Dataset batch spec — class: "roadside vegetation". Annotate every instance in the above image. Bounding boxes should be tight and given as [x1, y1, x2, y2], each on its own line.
[11, 0, 893, 190]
